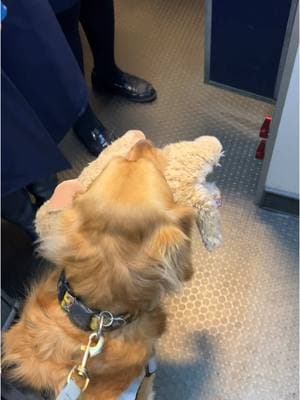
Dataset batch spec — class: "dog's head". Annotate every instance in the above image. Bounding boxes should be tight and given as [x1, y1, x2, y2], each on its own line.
[40, 140, 193, 311]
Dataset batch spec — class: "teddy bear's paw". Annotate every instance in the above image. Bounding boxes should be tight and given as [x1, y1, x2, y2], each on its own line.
[201, 182, 222, 208]
[196, 207, 223, 251]
[203, 233, 223, 251]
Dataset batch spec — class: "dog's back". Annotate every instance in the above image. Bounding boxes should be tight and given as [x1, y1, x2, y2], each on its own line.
[3, 140, 193, 399]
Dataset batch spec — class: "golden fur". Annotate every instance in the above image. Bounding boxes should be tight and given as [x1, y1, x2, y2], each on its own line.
[3, 140, 193, 399]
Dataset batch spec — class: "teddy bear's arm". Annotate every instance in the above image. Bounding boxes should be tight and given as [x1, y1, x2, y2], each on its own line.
[163, 136, 223, 251]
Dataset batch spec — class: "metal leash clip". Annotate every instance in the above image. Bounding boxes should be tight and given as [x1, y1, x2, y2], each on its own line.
[57, 316, 105, 399]
[66, 333, 94, 393]
[80, 332, 104, 360]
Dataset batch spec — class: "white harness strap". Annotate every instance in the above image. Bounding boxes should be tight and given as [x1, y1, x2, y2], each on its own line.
[118, 357, 157, 400]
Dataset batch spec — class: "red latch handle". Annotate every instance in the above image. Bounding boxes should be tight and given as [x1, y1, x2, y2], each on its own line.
[259, 116, 272, 139]
[255, 140, 266, 160]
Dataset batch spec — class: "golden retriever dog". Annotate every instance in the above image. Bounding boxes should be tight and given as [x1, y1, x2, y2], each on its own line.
[3, 140, 193, 400]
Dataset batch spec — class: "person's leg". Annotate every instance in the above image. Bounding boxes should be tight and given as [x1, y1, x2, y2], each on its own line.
[80, 0, 157, 103]
[54, 2, 111, 156]
[79, 0, 117, 80]
[2, 189, 37, 240]
[55, 2, 84, 73]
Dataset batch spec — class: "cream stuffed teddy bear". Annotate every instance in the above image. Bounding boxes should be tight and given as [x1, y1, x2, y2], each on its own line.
[36, 130, 223, 251]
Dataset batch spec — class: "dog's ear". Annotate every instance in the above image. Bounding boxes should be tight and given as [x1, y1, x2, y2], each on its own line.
[127, 207, 194, 308]
[36, 206, 92, 265]
[35, 180, 85, 260]
[150, 207, 194, 287]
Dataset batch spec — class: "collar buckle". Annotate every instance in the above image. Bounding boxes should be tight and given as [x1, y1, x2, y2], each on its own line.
[90, 311, 119, 332]
[99, 311, 114, 328]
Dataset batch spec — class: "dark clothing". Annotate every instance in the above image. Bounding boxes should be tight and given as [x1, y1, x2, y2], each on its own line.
[55, 0, 117, 79]
[1, 189, 37, 239]
[80, 0, 117, 79]
[55, 2, 84, 72]
[48, 0, 77, 14]
[1, 0, 88, 195]
[1, 72, 70, 197]
[1, 0, 88, 144]
[1, 174, 58, 239]
[1, 0, 120, 237]
[1, 174, 57, 239]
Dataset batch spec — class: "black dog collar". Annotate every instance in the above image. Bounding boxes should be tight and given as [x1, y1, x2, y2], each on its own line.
[57, 272, 135, 333]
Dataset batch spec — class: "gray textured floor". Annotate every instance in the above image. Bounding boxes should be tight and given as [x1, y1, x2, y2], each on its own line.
[59, 1, 299, 399]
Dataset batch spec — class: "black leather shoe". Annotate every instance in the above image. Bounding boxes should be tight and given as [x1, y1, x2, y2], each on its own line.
[92, 69, 157, 103]
[74, 125, 109, 157]
[73, 105, 110, 156]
